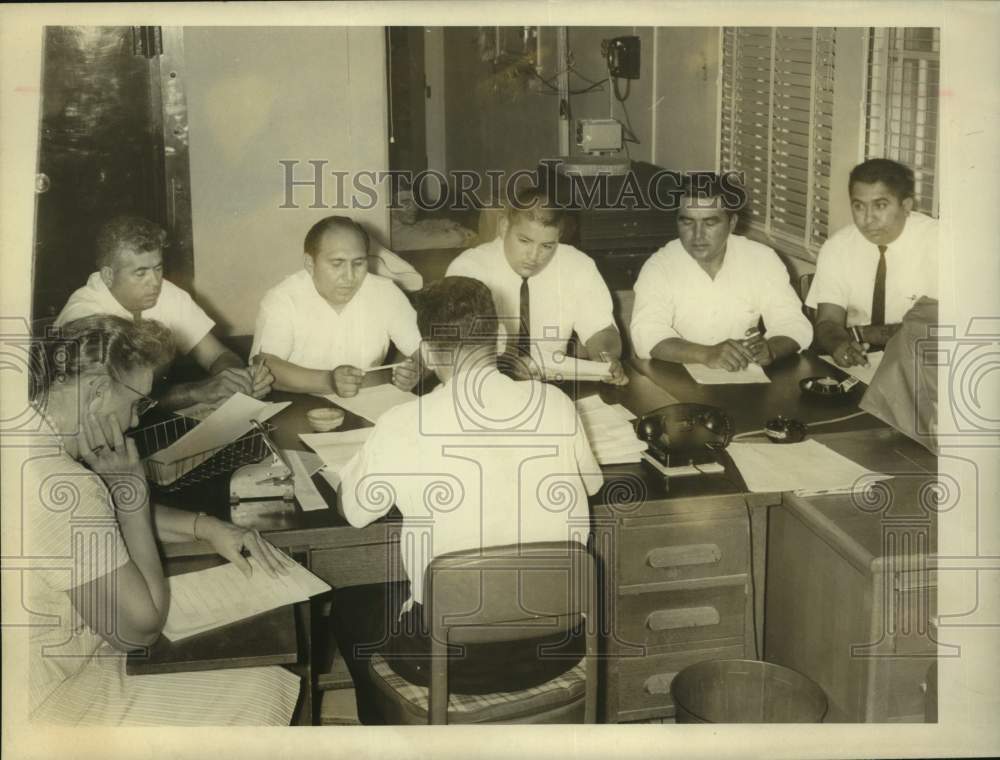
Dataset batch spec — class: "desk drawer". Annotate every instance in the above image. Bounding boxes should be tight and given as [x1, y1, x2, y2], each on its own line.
[617, 644, 745, 715]
[618, 517, 748, 587]
[618, 581, 746, 650]
[310, 545, 403, 588]
[893, 571, 937, 655]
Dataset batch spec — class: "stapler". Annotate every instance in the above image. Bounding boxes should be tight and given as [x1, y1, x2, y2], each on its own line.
[229, 419, 294, 505]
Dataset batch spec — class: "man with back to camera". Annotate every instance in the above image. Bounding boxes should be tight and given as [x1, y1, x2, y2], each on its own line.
[807, 158, 938, 368]
[56, 215, 272, 410]
[445, 186, 628, 385]
[251, 216, 422, 396]
[630, 173, 813, 370]
[330, 275, 602, 724]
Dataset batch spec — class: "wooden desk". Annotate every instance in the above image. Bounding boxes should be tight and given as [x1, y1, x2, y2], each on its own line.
[126, 555, 298, 676]
[765, 429, 938, 722]
[154, 356, 895, 723]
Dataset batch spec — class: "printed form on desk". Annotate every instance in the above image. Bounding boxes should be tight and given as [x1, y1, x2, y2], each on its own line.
[163, 556, 330, 642]
[727, 439, 892, 495]
[537, 351, 612, 383]
[575, 396, 647, 465]
[684, 363, 770, 385]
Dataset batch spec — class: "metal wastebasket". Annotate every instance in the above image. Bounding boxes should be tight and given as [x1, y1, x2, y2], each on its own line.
[671, 659, 827, 723]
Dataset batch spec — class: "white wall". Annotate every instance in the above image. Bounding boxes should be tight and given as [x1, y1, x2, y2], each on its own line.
[184, 27, 389, 336]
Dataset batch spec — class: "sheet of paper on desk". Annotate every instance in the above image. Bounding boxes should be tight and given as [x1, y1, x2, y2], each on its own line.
[146, 393, 290, 484]
[300, 428, 374, 489]
[162, 556, 330, 642]
[820, 351, 885, 385]
[282, 449, 327, 511]
[684, 363, 771, 385]
[537, 351, 611, 382]
[727, 439, 892, 494]
[321, 384, 415, 423]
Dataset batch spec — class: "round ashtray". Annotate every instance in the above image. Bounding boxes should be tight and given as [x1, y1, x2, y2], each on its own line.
[799, 375, 862, 403]
[306, 407, 346, 432]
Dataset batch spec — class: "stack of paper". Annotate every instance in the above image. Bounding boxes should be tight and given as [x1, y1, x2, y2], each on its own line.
[684, 363, 771, 385]
[575, 396, 647, 465]
[319, 384, 415, 424]
[299, 428, 374, 490]
[163, 556, 330, 641]
[146, 393, 290, 485]
[727, 439, 892, 495]
[537, 350, 612, 383]
[820, 351, 885, 385]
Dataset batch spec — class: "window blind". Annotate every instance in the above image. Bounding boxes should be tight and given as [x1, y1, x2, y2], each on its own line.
[865, 28, 940, 217]
[721, 27, 836, 258]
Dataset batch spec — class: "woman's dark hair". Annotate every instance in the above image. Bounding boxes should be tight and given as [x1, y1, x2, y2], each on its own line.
[31, 315, 174, 402]
[414, 276, 499, 350]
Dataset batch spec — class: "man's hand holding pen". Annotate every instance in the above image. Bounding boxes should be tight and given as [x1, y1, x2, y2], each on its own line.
[741, 327, 775, 367]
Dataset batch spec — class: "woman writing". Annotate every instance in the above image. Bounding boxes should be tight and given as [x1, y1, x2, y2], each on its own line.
[26, 314, 300, 725]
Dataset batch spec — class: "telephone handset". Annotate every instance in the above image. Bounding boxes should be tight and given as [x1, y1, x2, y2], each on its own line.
[635, 403, 734, 467]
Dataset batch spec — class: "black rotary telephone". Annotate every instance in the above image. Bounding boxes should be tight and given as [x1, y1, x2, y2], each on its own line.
[635, 403, 734, 467]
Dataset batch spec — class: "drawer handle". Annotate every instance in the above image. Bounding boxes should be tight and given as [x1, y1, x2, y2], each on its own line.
[646, 606, 720, 631]
[643, 672, 678, 696]
[647, 544, 722, 569]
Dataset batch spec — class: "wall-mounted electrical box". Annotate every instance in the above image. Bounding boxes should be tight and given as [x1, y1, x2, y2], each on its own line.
[604, 35, 641, 79]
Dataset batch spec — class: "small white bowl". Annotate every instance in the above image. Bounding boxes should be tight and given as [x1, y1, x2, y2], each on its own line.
[306, 407, 345, 432]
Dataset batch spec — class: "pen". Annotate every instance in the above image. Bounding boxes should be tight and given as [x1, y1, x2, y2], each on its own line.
[365, 361, 404, 373]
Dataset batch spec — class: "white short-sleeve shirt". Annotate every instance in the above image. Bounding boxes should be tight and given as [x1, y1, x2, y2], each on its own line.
[251, 270, 422, 371]
[630, 235, 814, 359]
[55, 273, 215, 354]
[806, 212, 938, 326]
[338, 368, 603, 609]
[446, 237, 615, 353]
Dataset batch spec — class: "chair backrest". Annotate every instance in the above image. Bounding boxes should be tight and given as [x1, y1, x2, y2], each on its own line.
[422, 541, 598, 724]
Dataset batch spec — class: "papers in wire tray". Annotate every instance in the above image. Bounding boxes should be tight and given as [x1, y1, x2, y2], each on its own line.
[145, 393, 290, 485]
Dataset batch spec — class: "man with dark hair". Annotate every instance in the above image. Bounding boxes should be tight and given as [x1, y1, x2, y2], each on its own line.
[330, 275, 602, 723]
[252, 215, 422, 396]
[807, 158, 938, 367]
[56, 215, 272, 410]
[631, 173, 812, 371]
[445, 186, 627, 384]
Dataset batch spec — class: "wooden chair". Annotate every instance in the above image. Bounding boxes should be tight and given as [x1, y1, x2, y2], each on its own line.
[367, 541, 598, 724]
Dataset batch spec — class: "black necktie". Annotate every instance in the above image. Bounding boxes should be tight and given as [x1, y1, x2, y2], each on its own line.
[517, 277, 531, 356]
[871, 245, 887, 327]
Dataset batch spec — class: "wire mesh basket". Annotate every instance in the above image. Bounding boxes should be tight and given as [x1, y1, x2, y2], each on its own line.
[129, 413, 275, 492]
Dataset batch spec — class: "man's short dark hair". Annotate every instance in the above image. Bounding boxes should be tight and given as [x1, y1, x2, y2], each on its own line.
[505, 186, 568, 237]
[415, 277, 498, 350]
[849, 159, 915, 201]
[303, 216, 370, 257]
[678, 171, 747, 218]
[95, 216, 167, 269]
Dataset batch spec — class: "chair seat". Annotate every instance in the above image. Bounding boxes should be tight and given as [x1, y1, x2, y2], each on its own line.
[369, 653, 586, 724]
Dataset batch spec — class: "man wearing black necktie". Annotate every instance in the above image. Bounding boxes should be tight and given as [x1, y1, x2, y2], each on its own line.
[447, 187, 628, 385]
[808, 159, 938, 368]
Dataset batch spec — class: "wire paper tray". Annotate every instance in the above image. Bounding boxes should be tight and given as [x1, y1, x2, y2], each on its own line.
[129, 413, 274, 492]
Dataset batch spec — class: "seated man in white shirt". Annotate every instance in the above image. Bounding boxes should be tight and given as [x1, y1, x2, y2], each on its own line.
[331, 275, 603, 724]
[252, 216, 422, 397]
[807, 159, 938, 368]
[630, 173, 813, 371]
[446, 187, 627, 384]
[56, 215, 271, 411]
